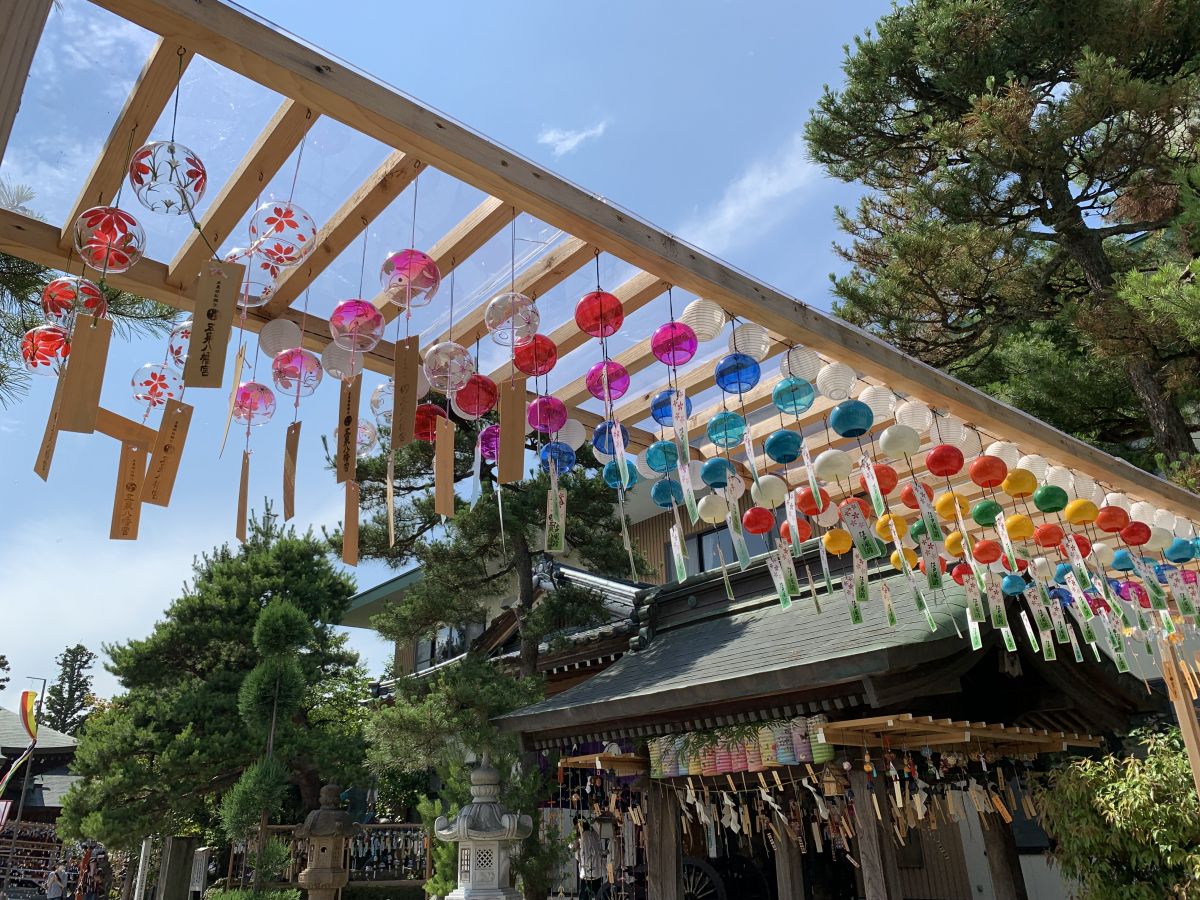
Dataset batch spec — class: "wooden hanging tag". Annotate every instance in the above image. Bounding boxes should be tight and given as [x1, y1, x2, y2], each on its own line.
[110, 441, 148, 540]
[435, 415, 456, 517]
[283, 421, 301, 521]
[57, 314, 111, 433]
[236, 450, 250, 542]
[34, 374, 66, 481]
[142, 400, 193, 507]
[336, 374, 362, 484]
[183, 259, 244, 388]
[392, 336, 420, 448]
[218, 343, 247, 457]
[343, 480, 360, 566]
[498, 377, 526, 484]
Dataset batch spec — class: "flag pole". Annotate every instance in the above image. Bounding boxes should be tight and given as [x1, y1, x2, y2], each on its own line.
[0, 678, 48, 900]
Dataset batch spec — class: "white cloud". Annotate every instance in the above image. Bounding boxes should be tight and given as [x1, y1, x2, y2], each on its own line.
[676, 131, 818, 257]
[537, 119, 610, 157]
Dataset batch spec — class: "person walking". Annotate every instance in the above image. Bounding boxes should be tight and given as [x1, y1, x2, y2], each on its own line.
[44, 865, 67, 900]
[571, 819, 603, 900]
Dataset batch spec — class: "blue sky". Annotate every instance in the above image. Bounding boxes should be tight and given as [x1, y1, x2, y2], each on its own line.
[0, 0, 892, 702]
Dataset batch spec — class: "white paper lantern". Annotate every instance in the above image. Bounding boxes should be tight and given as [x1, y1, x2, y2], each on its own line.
[1153, 508, 1178, 531]
[1089, 483, 1107, 507]
[959, 427, 983, 459]
[815, 362, 856, 401]
[450, 394, 482, 421]
[258, 318, 302, 358]
[1103, 492, 1132, 512]
[1130, 501, 1156, 525]
[857, 385, 895, 422]
[879, 424, 920, 458]
[1145, 526, 1173, 552]
[1090, 541, 1115, 567]
[688, 460, 705, 489]
[679, 298, 727, 342]
[1016, 454, 1048, 482]
[1031, 556, 1051, 578]
[728, 322, 771, 361]
[593, 447, 613, 464]
[984, 441, 1020, 470]
[558, 418, 586, 451]
[816, 504, 840, 527]
[894, 399, 933, 434]
[780, 345, 822, 382]
[320, 341, 363, 381]
[1070, 472, 1095, 501]
[813, 448, 852, 482]
[1175, 519, 1196, 539]
[934, 413, 966, 447]
[1044, 465, 1072, 490]
[697, 493, 729, 524]
[751, 473, 787, 508]
[721, 474, 746, 503]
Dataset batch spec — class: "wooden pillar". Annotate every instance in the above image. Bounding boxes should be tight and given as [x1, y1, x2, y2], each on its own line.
[980, 813, 1029, 900]
[774, 828, 807, 900]
[645, 781, 680, 900]
[849, 769, 900, 900]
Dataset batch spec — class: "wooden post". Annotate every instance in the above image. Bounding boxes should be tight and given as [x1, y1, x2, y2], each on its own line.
[0, 0, 52, 162]
[154, 837, 197, 900]
[644, 781, 680, 900]
[980, 811, 1029, 900]
[774, 827, 807, 899]
[849, 768, 899, 899]
[1161, 640, 1200, 802]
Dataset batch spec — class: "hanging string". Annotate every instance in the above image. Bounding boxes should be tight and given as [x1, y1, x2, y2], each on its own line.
[287, 124, 309, 204]
[357, 223, 370, 299]
[294, 288, 312, 421]
[170, 47, 186, 143]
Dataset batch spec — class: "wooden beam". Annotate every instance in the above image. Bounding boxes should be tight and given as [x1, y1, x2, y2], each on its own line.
[375, 196, 516, 324]
[61, 38, 193, 248]
[263, 150, 421, 315]
[89, 0, 1200, 520]
[491, 269, 666, 385]
[167, 98, 315, 288]
[427, 236, 594, 348]
[0, 0, 52, 165]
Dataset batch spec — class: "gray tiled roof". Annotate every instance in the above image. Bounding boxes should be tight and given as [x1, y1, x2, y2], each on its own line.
[0, 708, 76, 752]
[497, 576, 967, 734]
[27, 773, 79, 807]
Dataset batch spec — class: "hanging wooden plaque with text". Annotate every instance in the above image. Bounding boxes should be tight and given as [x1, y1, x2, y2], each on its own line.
[57, 314, 111, 433]
[34, 375, 66, 481]
[283, 421, 301, 521]
[110, 441, 147, 540]
[343, 480, 360, 566]
[392, 336, 420, 448]
[336, 374, 362, 484]
[498, 378, 526, 484]
[435, 416, 456, 518]
[236, 450, 250, 542]
[183, 260, 244, 388]
[141, 400, 193, 507]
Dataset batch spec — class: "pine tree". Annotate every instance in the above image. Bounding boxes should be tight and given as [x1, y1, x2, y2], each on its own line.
[58, 508, 368, 850]
[341, 411, 646, 678]
[43, 644, 97, 736]
[806, 0, 1200, 460]
[0, 654, 9, 693]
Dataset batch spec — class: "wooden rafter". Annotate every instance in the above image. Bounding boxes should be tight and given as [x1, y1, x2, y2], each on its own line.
[426, 236, 595, 348]
[167, 98, 316, 288]
[61, 37, 193, 248]
[1, 0, 52, 164]
[80, 0, 1200, 519]
[262, 150, 422, 315]
[374, 196, 516, 324]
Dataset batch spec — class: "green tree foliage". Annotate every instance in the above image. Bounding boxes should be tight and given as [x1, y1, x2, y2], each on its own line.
[343, 411, 644, 677]
[0, 654, 8, 693]
[806, 0, 1200, 461]
[43, 644, 97, 736]
[0, 179, 176, 406]
[58, 509, 368, 850]
[1037, 728, 1200, 898]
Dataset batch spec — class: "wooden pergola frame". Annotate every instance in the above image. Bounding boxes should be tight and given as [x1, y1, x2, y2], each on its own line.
[2, 0, 1198, 526]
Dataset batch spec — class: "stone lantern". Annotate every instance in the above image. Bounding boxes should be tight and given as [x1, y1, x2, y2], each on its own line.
[434, 757, 533, 900]
[295, 784, 359, 900]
